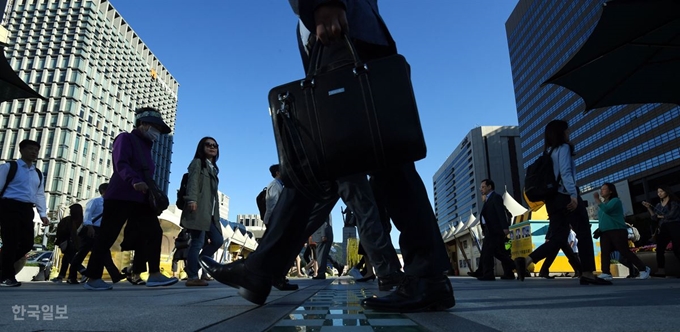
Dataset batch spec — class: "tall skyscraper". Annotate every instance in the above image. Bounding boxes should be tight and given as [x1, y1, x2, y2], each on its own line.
[506, 0, 680, 211]
[433, 126, 524, 230]
[0, 0, 178, 213]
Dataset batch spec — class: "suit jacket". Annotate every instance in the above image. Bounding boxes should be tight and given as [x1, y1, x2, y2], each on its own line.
[481, 191, 509, 235]
[180, 158, 220, 232]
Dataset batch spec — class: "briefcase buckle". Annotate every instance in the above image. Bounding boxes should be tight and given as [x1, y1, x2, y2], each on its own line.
[277, 92, 291, 118]
[353, 64, 369, 76]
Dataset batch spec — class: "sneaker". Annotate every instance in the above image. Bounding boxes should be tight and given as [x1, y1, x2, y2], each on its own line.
[638, 266, 651, 280]
[185, 278, 209, 287]
[146, 274, 178, 287]
[50, 277, 63, 283]
[83, 279, 112, 291]
[348, 267, 363, 280]
[598, 273, 613, 281]
[0, 279, 21, 287]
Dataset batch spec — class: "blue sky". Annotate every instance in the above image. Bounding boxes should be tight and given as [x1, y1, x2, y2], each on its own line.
[110, 1, 520, 248]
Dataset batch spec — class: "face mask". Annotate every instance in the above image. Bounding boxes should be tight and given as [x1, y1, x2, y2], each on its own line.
[145, 126, 161, 141]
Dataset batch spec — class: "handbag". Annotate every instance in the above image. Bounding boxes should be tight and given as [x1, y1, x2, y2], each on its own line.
[131, 135, 169, 216]
[268, 35, 426, 201]
[626, 223, 641, 242]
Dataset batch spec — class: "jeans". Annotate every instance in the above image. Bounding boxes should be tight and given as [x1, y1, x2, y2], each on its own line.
[186, 221, 224, 279]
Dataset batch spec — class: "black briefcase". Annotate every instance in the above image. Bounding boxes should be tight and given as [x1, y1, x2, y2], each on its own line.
[268, 37, 426, 201]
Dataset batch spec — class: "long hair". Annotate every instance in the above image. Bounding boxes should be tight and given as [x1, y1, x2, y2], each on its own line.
[69, 204, 83, 226]
[193, 136, 220, 173]
[658, 185, 680, 202]
[544, 119, 574, 155]
[602, 182, 619, 199]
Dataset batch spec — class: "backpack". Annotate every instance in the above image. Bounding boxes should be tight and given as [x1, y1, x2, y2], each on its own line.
[0, 161, 43, 198]
[175, 173, 189, 210]
[256, 187, 267, 218]
[524, 149, 560, 203]
[174, 228, 190, 250]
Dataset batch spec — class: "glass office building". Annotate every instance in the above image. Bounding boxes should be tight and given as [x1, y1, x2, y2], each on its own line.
[0, 0, 179, 213]
[506, 0, 680, 214]
[433, 126, 524, 230]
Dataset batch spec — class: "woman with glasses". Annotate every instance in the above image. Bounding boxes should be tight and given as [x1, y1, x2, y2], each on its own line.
[180, 137, 224, 286]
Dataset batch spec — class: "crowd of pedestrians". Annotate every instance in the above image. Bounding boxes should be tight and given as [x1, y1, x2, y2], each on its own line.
[0, 1, 677, 318]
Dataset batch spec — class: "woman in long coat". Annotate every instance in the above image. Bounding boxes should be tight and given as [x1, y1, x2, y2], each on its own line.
[181, 137, 224, 286]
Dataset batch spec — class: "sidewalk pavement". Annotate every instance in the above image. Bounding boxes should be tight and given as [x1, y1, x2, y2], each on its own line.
[0, 276, 678, 331]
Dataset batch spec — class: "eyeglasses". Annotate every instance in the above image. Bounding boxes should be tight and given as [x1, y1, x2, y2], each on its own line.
[204, 142, 219, 149]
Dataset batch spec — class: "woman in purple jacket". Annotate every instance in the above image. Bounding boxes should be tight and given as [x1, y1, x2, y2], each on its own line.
[83, 107, 178, 290]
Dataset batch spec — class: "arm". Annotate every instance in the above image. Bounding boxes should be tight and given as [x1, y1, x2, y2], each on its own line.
[291, 0, 348, 44]
[556, 145, 578, 198]
[663, 201, 680, 221]
[598, 197, 623, 215]
[112, 134, 144, 187]
[35, 171, 47, 219]
[184, 159, 202, 206]
[0, 163, 9, 194]
[492, 195, 510, 232]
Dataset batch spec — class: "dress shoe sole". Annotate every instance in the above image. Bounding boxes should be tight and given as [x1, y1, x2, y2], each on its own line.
[239, 287, 267, 305]
[362, 296, 456, 313]
[273, 285, 299, 291]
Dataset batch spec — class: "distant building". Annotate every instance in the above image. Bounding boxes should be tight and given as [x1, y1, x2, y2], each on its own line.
[506, 0, 680, 221]
[433, 126, 524, 231]
[236, 214, 265, 241]
[0, 0, 178, 213]
[217, 191, 230, 221]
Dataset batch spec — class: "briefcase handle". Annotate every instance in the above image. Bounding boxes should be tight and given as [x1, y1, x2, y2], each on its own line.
[306, 35, 365, 77]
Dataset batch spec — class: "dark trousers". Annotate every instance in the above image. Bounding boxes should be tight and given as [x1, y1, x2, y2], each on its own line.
[315, 234, 334, 277]
[656, 222, 680, 269]
[0, 199, 35, 280]
[247, 163, 448, 279]
[86, 200, 162, 279]
[480, 230, 515, 278]
[57, 249, 76, 277]
[529, 194, 595, 272]
[68, 227, 121, 280]
[600, 229, 646, 273]
[539, 243, 581, 276]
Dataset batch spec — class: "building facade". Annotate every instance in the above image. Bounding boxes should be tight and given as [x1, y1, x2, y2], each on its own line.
[0, 0, 178, 213]
[433, 126, 524, 231]
[506, 0, 680, 216]
[236, 214, 265, 241]
[217, 191, 230, 221]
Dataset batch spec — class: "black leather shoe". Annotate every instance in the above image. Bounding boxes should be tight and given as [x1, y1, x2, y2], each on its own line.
[500, 275, 515, 280]
[199, 257, 271, 305]
[514, 258, 526, 281]
[272, 277, 299, 291]
[361, 275, 455, 313]
[378, 271, 405, 291]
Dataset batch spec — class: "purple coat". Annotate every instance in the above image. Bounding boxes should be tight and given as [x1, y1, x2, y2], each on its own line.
[104, 129, 155, 203]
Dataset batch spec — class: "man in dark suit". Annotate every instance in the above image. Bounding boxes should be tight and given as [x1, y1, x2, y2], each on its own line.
[199, 0, 455, 313]
[476, 179, 516, 280]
